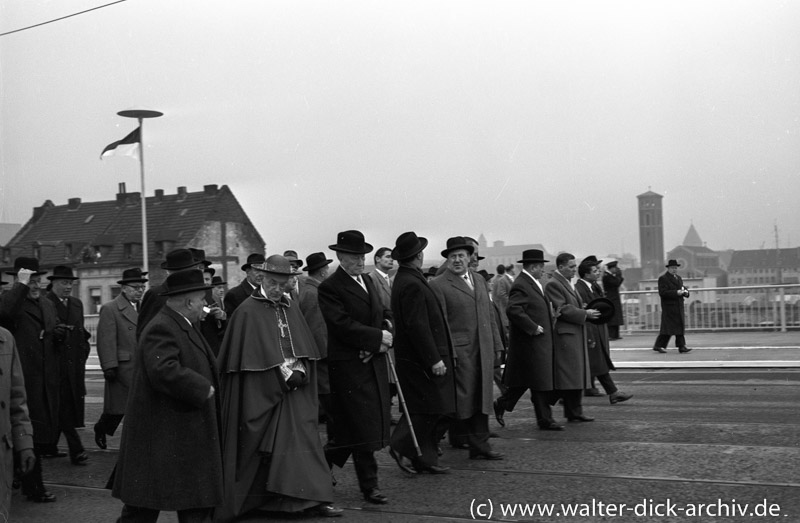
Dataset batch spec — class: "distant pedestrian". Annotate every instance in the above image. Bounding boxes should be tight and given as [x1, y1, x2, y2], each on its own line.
[652, 260, 693, 354]
[602, 261, 625, 340]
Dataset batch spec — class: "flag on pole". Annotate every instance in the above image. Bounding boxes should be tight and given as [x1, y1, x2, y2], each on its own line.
[100, 127, 140, 159]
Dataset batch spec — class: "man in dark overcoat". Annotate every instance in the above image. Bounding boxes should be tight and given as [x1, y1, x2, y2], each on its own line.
[429, 237, 504, 460]
[46, 265, 92, 465]
[544, 253, 600, 422]
[112, 269, 222, 522]
[602, 261, 625, 339]
[653, 260, 693, 354]
[576, 257, 632, 405]
[318, 230, 393, 505]
[223, 253, 265, 316]
[0, 258, 59, 502]
[388, 232, 456, 474]
[494, 250, 564, 431]
[93, 268, 147, 450]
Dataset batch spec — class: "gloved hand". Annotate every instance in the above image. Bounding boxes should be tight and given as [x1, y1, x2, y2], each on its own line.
[103, 367, 118, 382]
[53, 324, 68, 340]
[286, 370, 306, 390]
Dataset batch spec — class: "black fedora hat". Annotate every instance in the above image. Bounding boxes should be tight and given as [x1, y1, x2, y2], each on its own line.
[424, 266, 439, 278]
[252, 255, 296, 277]
[606, 261, 619, 269]
[241, 253, 266, 271]
[190, 248, 213, 268]
[477, 269, 494, 281]
[5, 257, 47, 277]
[666, 259, 681, 267]
[585, 297, 615, 324]
[47, 265, 79, 281]
[159, 269, 214, 296]
[203, 266, 216, 277]
[303, 252, 333, 273]
[329, 230, 373, 254]
[580, 255, 603, 266]
[441, 236, 474, 258]
[161, 248, 199, 271]
[118, 268, 148, 285]
[391, 231, 428, 261]
[211, 276, 227, 286]
[283, 250, 304, 269]
[518, 249, 549, 264]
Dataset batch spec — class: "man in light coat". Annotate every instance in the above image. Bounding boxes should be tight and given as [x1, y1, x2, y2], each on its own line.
[544, 252, 600, 422]
[429, 237, 504, 460]
[93, 268, 147, 450]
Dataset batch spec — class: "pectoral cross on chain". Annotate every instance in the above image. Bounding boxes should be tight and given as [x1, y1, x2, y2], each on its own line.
[277, 316, 289, 338]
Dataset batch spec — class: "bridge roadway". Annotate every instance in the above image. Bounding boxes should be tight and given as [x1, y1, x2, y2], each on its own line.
[10, 332, 800, 522]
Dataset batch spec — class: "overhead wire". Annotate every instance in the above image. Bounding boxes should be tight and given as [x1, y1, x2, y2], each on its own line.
[0, 0, 128, 37]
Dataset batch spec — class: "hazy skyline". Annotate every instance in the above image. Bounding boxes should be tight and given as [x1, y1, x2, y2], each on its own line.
[2, 1, 799, 263]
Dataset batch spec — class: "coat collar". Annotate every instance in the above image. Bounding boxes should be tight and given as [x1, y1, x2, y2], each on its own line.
[442, 268, 475, 298]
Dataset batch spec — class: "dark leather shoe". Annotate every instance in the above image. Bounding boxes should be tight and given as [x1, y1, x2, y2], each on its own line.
[652, 347, 667, 353]
[27, 491, 56, 503]
[388, 448, 416, 474]
[94, 425, 107, 450]
[70, 452, 89, 465]
[363, 488, 388, 504]
[567, 415, 595, 422]
[584, 388, 604, 396]
[539, 423, 565, 431]
[469, 450, 504, 460]
[413, 464, 451, 474]
[609, 392, 632, 404]
[493, 400, 505, 427]
[678, 346, 692, 353]
[312, 504, 343, 517]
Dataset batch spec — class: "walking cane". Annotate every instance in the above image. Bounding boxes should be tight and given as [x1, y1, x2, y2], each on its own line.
[386, 351, 423, 458]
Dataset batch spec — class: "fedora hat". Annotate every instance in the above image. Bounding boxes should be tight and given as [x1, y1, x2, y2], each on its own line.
[303, 252, 333, 273]
[441, 236, 474, 258]
[160, 269, 214, 296]
[211, 276, 227, 286]
[606, 261, 619, 269]
[580, 255, 603, 266]
[252, 255, 296, 277]
[282, 250, 304, 269]
[5, 257, 47, 277]
[477, 269, 494, 281]
[161, 248, 199, 271]
[666, 259, 681, 267]
[329, 230, 373, 254]
[189, 248, 213, 267]
[585, 297, 615, 324]
[391, 231, 428, 261]
[47, 265, 79, 281]
[203, 266, 216, 277]
[424, 266, 439, 278]
[241, 253, 266, 271]
[517, 249, 549, 264]
[117, 268, 148, 285]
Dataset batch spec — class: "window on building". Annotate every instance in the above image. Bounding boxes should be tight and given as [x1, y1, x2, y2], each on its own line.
[89, 287, 102, 314]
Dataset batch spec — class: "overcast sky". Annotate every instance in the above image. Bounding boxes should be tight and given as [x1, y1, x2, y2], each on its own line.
[2, 0, 799, 265]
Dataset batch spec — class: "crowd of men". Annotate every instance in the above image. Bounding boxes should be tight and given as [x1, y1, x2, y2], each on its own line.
[0, 231, 697, 521]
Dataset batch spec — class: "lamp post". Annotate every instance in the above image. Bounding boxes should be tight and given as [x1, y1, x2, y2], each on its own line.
[117, 109, 162, 284]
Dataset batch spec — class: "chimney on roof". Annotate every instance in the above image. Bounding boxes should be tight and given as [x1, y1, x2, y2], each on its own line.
[203, 184, 218, 196]
[32, 200, 55, 222]
[67, 198, 81, 210]
[154, 189, 164, 202]
[119, 182, 126, 194]
[177, 186, 187, 201]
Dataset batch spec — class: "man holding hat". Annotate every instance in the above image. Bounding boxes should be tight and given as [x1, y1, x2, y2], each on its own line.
[388, 232, 456, 474]
[576, 257, 632, 405]
[298, 252, 335, 438]
[217, 255, 339, 519]
[113, 269, 223, 522]
[137, 248, 207, 336]
[494, 249, 564, 431]
[653, 260, 692, 354]
[318, 230, 393, 505]
[46, 266, 92, 465]
[94, 268, 147, 449]
[223, 252, 265, 316]
[429, 237, 504, 460]
[0, 257, 59, 502]
[602, 261, 625, 340]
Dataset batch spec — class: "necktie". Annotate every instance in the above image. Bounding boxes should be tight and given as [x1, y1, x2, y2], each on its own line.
[463, 274, 474, 290]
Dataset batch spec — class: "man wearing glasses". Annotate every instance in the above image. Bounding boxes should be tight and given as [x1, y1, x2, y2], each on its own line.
[93, 268, 148, 450]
